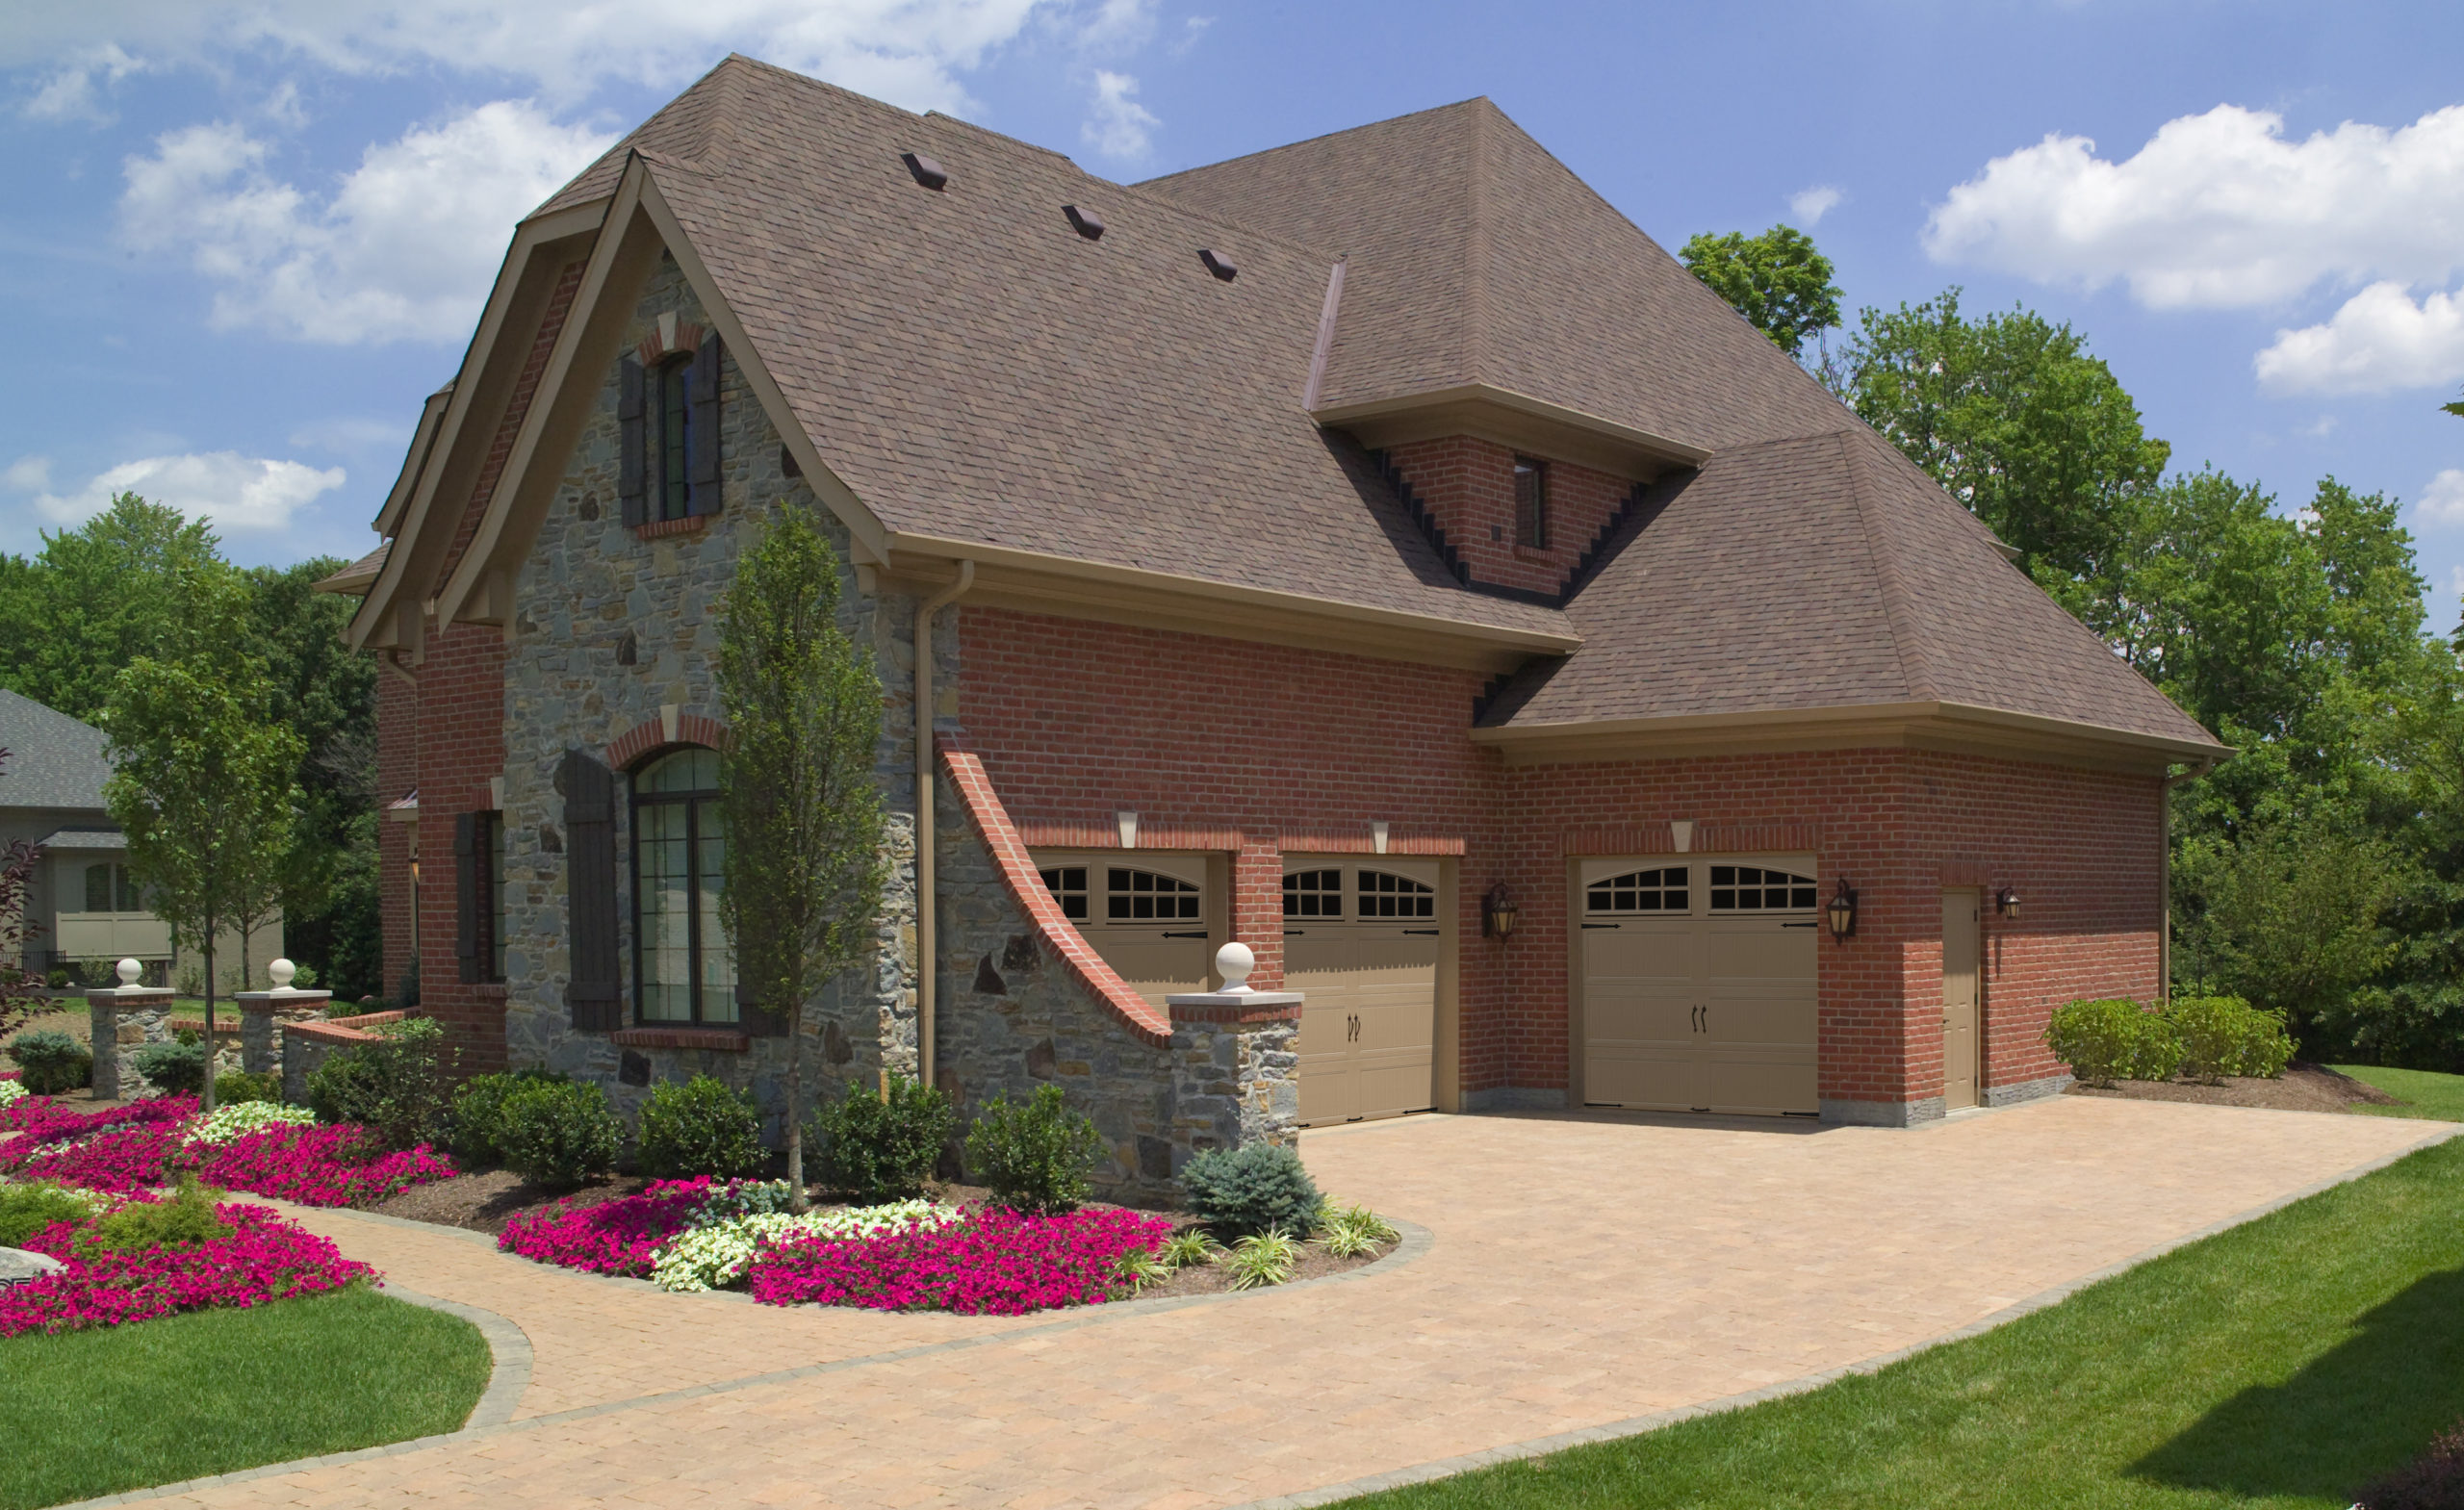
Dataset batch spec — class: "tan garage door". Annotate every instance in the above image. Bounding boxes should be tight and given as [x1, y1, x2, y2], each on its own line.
[1286, 857, 1440, 1126]
[1580, 857, 1819, 1116]
[1033, 852, 1213, 1010]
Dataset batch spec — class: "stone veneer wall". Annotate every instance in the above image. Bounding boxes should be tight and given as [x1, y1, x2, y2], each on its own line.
[498, 253, 921, 1138]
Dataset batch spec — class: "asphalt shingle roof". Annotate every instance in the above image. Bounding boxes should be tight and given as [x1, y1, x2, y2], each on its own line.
[0, 690, 113, 811]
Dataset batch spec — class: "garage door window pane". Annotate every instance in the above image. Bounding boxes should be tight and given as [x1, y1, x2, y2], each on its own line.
[1284, 869, 1342, 917]
[1358, 870, 1434, 918]
[1109, 868, 1199, 920]
[1040, 866, 1089, 919]
[1709, 864, 1816, 911]
[1587, 866, 1687, 913]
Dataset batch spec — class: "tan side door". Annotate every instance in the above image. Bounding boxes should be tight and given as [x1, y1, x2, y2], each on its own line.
[1030, 852, 1213, 1010]
[1941, 889, 1980, 1111]
[1286, 857, 1440, 1126]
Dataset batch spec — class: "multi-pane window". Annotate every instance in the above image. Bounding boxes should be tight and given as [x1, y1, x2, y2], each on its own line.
[1283, 868, 1343, 918]
[1586, 866, 1689, 913]
[1358, 869, 1436, 918]
[633, 748, 735, 1023]
[1514, 454, 1550, 549]
[1040, 865, 1090, 919]
[1708, 865, 1818, 911]
[83, 863, 140, 913]
[1108, 867, 1201, 920]
[656, 354, 694, 522]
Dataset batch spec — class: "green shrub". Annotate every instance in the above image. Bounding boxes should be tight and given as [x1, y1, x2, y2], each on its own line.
[2166, 994, 2295, 1083]
[2047, 998, 2183, 1087]
[288, 962, 320, 987]
[45, 969, 68, 989]
[8, 1031, 91, 1094]
[0, 1182, 99, 1247]
[811, 1075, 954, 1202]
[79, 1178, 231, 1255]
[447, 1069, 568, 1167]
[1182, 1141, 1321, 1237]
[213, 1070, 281, 1106]
[306, 1016, 454, 1150]
[638, 1075, 765, 1180]
[133, 1039, 208, 1096]
[964, 1084, 1103, 1215]
[498, 1080, 620, 1189]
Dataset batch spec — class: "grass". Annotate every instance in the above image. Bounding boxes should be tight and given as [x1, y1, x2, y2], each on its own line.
[2334, 1063, 2464, 1123]
[0, 1285, 490, 1510]
[1340, 1135, 2464, 1510]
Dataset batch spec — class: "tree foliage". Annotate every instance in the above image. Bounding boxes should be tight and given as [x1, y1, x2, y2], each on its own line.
[714, 504, 889, 1209]
[1680, 224, 1843, 359]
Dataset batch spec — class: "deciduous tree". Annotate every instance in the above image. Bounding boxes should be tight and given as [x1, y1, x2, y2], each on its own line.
[1679, 224, 1843, 359]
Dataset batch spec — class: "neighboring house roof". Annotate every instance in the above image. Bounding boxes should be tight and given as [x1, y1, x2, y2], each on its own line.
[38, 829, 125, 850]
[0, 690, 113, 811]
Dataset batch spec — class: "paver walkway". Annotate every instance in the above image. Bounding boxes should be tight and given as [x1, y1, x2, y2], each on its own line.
[125, 1096, 2447, 1510]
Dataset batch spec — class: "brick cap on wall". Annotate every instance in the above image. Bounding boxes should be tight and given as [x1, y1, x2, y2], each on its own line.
[938, 731, 1172, 1048]
[281, 1010, 409, 1048]
[612, 1026, 749, 1052]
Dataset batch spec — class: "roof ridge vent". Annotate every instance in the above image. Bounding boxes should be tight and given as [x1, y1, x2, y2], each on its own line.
[1064, 204, 1105, 240]
[1197, 248, 1237, 281]
[901, 152, 948, 191]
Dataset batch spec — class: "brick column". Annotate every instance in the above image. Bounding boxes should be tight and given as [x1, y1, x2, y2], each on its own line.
[1230, 836, 1285, 989]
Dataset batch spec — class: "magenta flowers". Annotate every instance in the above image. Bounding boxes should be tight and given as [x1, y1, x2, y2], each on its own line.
[0, 1197, 374, 1338]
[0, 1094, 454, 1207]
[747, 1207, 1173, 1317]
[497, 1177, 721, 1277]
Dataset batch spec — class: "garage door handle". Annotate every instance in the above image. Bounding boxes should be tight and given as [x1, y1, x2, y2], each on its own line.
[1581, 923, 1619, 931]
[1283, 929, 1305, 936]
[1162, 931, 1210, 938]
[1402, 929, 1440, 935]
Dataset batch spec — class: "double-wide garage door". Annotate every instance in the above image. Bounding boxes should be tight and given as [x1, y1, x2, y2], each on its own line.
[1580, 856, 1819, 1116]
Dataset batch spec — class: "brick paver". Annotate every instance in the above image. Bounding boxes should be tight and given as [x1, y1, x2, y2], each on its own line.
[134, 1097, 2446, 1509]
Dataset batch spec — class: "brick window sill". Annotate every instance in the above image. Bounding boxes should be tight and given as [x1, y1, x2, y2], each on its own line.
[632, 515, 709, 540]
[474, 984, 509, 1002]
[610, 1026, 750, 1052]
[1512, 544, 1559, 563]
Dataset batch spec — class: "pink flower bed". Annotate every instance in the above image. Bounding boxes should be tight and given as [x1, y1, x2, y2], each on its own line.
[1, 1094, 196, 1141]
[748, 1207, 1173, 1317]
[0, 1197, 373, 1338]
[189, 1124, 456, 1207]
[497, 1177, 720, 1277]
[0, 1093, 453, 1207]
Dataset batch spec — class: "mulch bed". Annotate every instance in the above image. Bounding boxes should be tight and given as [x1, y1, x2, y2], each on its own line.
[2064, 1061, 2402, 1114]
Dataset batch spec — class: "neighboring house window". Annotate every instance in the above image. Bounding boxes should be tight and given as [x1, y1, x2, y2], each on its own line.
[83, 863, 140, 912]
[1514, 455, 1550, 549]
[656, 353, 694, 522]
[632, 748, 735, 1024]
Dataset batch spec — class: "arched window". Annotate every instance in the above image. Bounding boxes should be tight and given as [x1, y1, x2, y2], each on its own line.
[632, 748, 734, 1024]
[655, 353, 694, 522]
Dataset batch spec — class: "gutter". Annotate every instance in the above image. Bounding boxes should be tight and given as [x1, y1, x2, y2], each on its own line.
[913, 561, 975, 1089]
[2158, 758, 2220, 1003]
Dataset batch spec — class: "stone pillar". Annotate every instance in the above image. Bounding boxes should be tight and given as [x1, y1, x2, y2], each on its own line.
[85, 959, 175, 1100]
[234, 959, 333, 1079]
[1166, 943, 1303, 1167]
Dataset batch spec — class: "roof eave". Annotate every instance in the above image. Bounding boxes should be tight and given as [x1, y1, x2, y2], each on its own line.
[1471, 700, 2234, 772]
[1311, 382, 1710, 480]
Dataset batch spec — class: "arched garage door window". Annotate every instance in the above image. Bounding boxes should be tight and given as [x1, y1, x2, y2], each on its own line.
[632, 748, 736, 1024]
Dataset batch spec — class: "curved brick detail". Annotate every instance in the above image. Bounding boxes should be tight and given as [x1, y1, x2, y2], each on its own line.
[605, 710, 732, 771]
[937, 734, 1172, 1048]
[1168, 999, 1304, 1026]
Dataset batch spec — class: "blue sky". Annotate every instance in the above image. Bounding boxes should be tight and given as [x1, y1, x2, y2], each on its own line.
[3, 1, 2460, 619]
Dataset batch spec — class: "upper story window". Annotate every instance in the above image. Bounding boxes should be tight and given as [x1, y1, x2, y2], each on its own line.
[618, 331, 724, 528]
[632, 748, 735, 1024]
[83, 862, 141, 913]
[655, 354, 694, 522]
[1514, 455, 1550, 550]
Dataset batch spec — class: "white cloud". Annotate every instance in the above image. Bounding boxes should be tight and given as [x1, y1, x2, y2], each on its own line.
[20, 42, 143, 122]
[119, 101, 613, 344]
[1925, 103, 2464, 310]
[2255, 281, 2464, 396]
[288, 417, 408, 455]
[1082, 69, 1157, 160]
[2414, 469, 2464, 528]
[1787, 185, 1842, 226]
[3, 456, 52, 492]
[33, 452, 346, 532]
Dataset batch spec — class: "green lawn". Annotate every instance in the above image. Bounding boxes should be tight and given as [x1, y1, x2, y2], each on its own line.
[1, 1285, 490, 1510]
[1342, 1136, 2464, 1510]
[2335, 1063, 2464, 1123]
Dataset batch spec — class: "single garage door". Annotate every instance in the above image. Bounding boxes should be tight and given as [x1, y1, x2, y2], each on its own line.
[1034, 852, 1214, 1010]
[1286, 857, 1441, 1126]
[1580, 857, 1819, 1115]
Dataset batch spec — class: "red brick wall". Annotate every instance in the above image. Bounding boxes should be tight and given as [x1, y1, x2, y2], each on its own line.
[377, 666, 417, 1000]
[959, 604, 2165, 1111]
[1385, 436, 1635, 598]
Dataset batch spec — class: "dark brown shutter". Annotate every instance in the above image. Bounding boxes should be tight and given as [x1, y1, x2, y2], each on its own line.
[562, 751, 624, 1031]
[618, 355, 647, 527]
[453, 812, 481, 985]
[686, 333, 723, 516]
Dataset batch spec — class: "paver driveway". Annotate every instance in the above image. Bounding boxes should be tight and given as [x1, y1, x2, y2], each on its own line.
[120, 1096, 2448, 1510]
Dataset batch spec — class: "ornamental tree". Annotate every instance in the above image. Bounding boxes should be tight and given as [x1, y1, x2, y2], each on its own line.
[101, 567, 303, 1113]
[715, 504, 888, 1213]
[1680, 224, 1844, 360]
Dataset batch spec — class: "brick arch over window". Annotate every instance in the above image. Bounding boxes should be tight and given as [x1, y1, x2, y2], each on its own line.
[605, 709, 732, 771]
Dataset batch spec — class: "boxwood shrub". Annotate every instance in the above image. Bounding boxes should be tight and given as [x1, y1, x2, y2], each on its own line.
[2167, 994, 2295, 1083]
[448, 1068, 569, 1167]
[812, 1075, 953, 1202]
[638, 1074, 765, 1180]
[963, 1084, 1102, 1215]
[132, 1039, 208, 1096]
[2047, 998, 2183, 1086]
[499, 1080, 621, 1190]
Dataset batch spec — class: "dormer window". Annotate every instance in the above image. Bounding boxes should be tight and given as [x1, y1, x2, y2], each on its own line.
[1514, 455, 1550, 549]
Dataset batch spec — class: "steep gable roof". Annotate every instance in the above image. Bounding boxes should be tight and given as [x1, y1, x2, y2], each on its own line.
[0, 690, 114, 811]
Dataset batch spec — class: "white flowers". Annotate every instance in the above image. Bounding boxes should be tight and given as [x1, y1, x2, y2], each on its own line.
[0, 1080, 26, 1112]
[181, 1101, 317, 1147]
[650, 1199, 961, 1292]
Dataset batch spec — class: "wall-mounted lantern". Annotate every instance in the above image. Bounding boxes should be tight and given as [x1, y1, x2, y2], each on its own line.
[1994, 885, 2021, 922]
[1482, 883, 1520, 939]
[1826, 879, 1859, 943]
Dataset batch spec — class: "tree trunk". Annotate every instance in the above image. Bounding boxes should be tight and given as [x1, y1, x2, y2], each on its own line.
[784, 992, 808, 1214]
[200, 933, 218, 1115]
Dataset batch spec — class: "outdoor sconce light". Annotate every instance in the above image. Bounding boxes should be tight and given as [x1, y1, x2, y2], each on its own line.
[1826, 879, 1859, 943]
[1995, 886, 2020, 921]
[1482, 883, 1520, 939]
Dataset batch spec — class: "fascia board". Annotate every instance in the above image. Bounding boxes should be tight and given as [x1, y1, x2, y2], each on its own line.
[1470, 700, 2234, 770]
[1312, 382, 1711, 472]
[371, 386, 451, 540]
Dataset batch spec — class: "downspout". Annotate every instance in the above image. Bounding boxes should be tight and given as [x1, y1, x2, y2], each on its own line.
[2158, 759, 2217, 1003]
[914, 560, 975, 1089]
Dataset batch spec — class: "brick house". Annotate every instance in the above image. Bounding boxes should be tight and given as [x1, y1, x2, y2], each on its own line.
[325, 57, 2225, 1197]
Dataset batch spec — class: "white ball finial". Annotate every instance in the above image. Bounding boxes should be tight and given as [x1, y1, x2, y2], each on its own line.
[270, 959, 296, 990]
[1215, 941, 1255, 994]
[116, 958, 141, 987]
